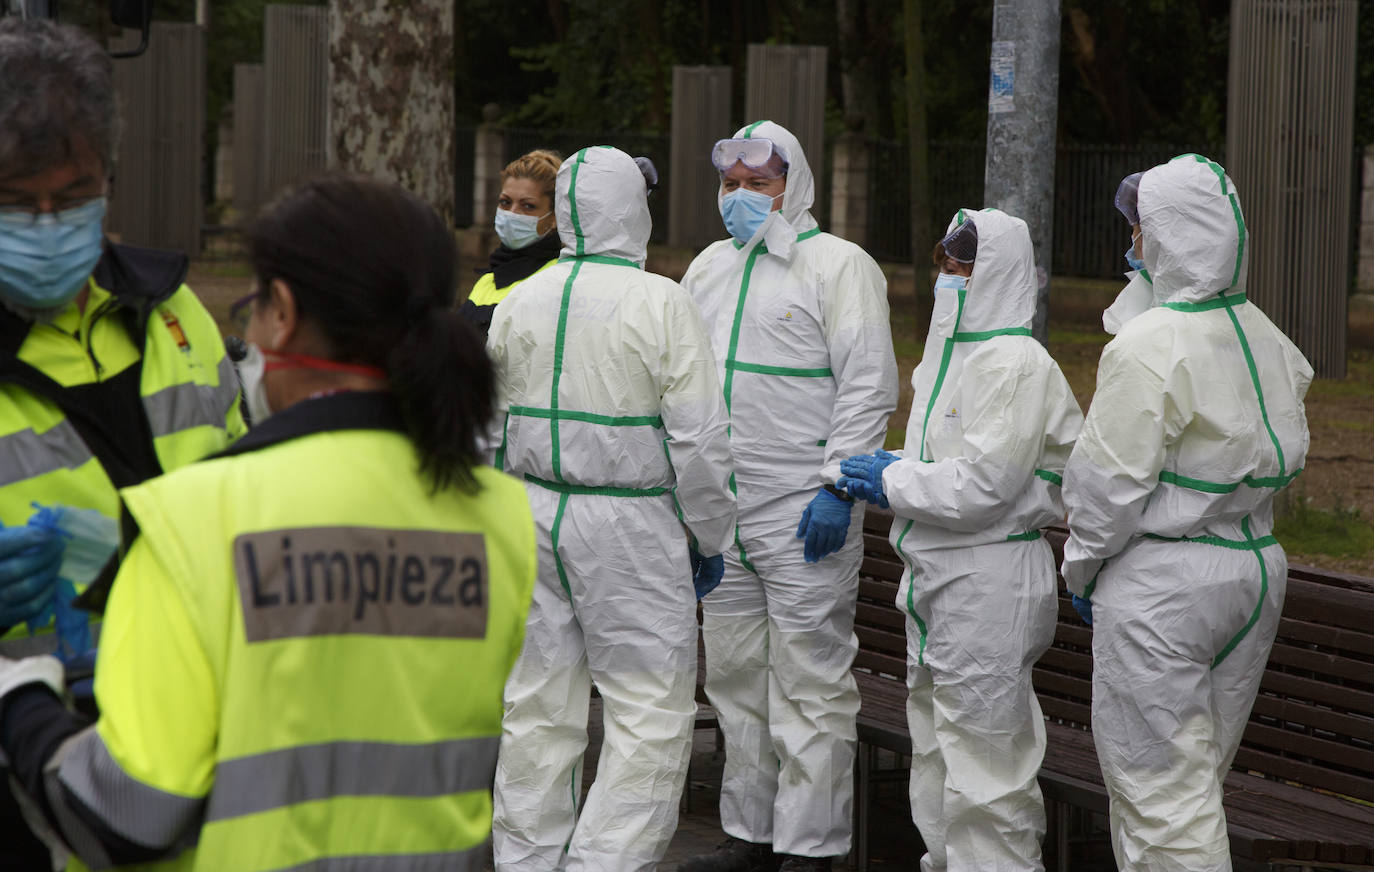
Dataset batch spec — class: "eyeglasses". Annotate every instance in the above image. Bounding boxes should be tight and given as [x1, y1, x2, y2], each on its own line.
[710, 137, 788, 175]
[0, 196, 107, 228]
[229, 291, 257, 335]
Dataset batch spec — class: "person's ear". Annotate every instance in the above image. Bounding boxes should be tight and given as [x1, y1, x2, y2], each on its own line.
[263, 278, 300, 351]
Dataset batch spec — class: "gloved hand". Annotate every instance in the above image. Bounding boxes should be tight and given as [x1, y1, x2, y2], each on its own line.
[795, 487, 853, 564]
[838, 450, 901, 508]
[0, 527, 64, 629]
[1071, 594, 1093, 627]
[690, 547, 724, 601]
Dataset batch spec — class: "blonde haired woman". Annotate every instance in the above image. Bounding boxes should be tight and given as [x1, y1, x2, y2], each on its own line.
[460, 148, 563, 335]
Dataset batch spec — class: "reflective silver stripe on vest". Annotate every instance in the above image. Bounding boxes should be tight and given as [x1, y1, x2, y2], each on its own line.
[272, 844, 488, 872]
[50, 727, 206, 864]
[206, 735, 500, 823]
[142, 356, 240, 439]
[0, 418, 95, 488]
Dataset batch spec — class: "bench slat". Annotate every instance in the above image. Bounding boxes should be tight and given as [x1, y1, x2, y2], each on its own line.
[1259, 668, 1374, 715]
[858, 579, 899, 605]
[855, 602, 905, 632]
[1232, 742, 1374, 805]
[1035, 645, 1094, 677]
[860, 555, 904, 583]
[1266, 639, 1374, 688]
[1249, 693, 1374, 744]
[854, 650, 907, 679]
[1276, 615, 1374, 659]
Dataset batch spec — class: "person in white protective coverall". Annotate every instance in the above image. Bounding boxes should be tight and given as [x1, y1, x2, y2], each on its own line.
[677, 120, 898, 872]
[1061, 155, 1312, 872]
[488, 146, 738, 871]
[837, 209, 1083, 872]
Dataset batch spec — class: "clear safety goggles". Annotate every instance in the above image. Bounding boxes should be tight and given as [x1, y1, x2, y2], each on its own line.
[711, 137, 788, 176]
[938, 219, 978, 264]
[1115, 171, 1145, 226]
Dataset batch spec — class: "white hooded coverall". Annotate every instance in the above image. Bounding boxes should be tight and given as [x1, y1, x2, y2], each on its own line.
[681, 120, 898, 858]
[488, 146, 737, 871]
[1062, 155, 1313, 872]
[882, 209, 1082, 872]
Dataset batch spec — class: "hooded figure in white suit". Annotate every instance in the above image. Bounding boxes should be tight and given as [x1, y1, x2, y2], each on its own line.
[1062, 155, 1312, 871]
[677, 120, 898, 871]
[839, 208, 1082, 871]
[488, 146, 737, 871]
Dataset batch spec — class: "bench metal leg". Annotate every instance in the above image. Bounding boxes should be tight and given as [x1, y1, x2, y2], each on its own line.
[1054, 800, 1069, 872]
[853, 745, 872, 872]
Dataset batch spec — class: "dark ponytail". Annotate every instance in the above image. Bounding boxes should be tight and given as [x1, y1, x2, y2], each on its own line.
[246, 173, 493, 493]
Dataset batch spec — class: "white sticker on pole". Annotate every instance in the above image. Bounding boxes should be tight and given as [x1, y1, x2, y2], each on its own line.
[989, 40, 1015, 114]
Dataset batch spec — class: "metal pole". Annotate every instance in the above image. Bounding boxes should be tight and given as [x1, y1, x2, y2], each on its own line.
[983, 0, 1061, 345]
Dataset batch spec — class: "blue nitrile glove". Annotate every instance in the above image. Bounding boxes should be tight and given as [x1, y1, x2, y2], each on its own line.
[795, 487, 853, 564]
[1071, 594, 1093, 627]
[693, 552, 724, 601]
[0, 526, 64, 629]
[838, 450, 901, 509]
[27, 506, 96, 662]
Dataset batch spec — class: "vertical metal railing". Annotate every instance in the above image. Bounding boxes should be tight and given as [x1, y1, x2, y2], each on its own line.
[231, 63, 265, 221]
[260, 5, 328, 206]
[1227, 0, 1356, 378]
[108, 22, 205, 254]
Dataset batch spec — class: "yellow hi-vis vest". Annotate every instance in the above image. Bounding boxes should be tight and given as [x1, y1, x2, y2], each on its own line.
[0, 244, 245, 650]
[48, 393, 536, 872]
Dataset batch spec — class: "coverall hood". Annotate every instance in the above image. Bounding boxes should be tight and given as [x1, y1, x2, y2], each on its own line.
[924, 208, 1036, 352]
[717, 120, 820, 253]
[556, 146, 650, 266]
[1138, 155, 1248, 305]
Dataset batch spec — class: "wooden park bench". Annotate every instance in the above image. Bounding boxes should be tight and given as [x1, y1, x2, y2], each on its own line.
[847, 508, 1374, 871]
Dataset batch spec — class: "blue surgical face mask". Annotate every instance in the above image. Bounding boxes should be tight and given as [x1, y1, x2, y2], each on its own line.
[1124, 232, 1145, 272]
[720, 187, 781, 244]
[494, 207, 551, 250]
[934, 272, 968, 293]
[0, 198, 107, 311]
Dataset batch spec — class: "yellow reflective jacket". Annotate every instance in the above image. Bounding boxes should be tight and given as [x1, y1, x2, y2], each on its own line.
[46, 392, 536, 871]
[0, 244, 245, 651]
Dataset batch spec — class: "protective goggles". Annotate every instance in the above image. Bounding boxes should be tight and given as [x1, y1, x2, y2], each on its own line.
[1115, 171, 1145, 226]
[938, 219, 978, 264]
[711, 137, 788, 176]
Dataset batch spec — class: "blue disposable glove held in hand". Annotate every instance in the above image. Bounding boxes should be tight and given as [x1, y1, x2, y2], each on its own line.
[795, 487, 853, 564]
[693, 554, 724, 600]
[1071, 594, 1093, 627]
[0, 525, 64, 629]
[835, 474, 878, 505]
[839, 451, 901, 509]
[25, 505, 106, 662]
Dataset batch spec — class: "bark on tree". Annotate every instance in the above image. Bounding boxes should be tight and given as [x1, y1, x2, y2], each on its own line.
[904, 0, 931, 266]
[329, 0, 455, 224]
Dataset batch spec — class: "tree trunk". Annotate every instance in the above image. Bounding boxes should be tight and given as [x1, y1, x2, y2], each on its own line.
[328, 0, 455, 224]
[904, 0, 931, 267]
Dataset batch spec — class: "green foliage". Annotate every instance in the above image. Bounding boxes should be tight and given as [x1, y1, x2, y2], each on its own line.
[1276, 489, 1374, 560]
[1358, 0, 1374, 146]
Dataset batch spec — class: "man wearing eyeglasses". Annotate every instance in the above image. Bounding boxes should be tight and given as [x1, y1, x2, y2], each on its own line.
[0, 22, 245, 862]
[678, 121, 897, 872]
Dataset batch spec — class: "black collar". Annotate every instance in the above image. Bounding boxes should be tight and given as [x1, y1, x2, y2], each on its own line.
[213, 391, 406, 460]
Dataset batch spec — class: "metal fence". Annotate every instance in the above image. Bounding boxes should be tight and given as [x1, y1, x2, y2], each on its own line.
[259, 5, 328, 206]
[1227, 0, 1356, 378]
[108, 23, 205, 254]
